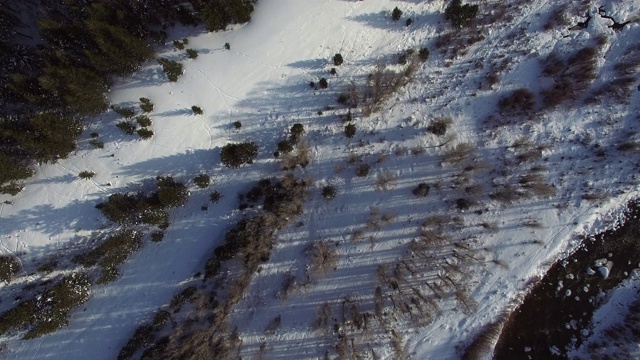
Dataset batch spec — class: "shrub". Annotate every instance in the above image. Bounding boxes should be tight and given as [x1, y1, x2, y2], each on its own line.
[137, 128, 154, 139]
[406, 18, 413, 26]
[79, 171, 96, 179]
[224, 42, 230, 50]
[0, 256, 20, 283]
[445, 0, 479, 28]
[116, 121, 137, 135]
[151, 231, 164, 242]
[277, 140, 294, 154]
[193, 174, 211, 188]
[210, 190, 223, 203]
[191, 105, 203, 115]
[22, 272, 90, 339]
[280, 140, 311, 170]
[455, 197, 475, 210]
[443, 143, 474, 164]
[333, 53, 344, 66]
[90, 139, 104, 149]
[233, 121, 242, 129]
[139, 97, 154, 113]
[73, 230, 143, 269]
[90, 132, 99, 138]
[356, 163, 370, 177]
[419, 47, 430, 62]
[413, 182, 430, 197]
[498, 88, 536, 117]
[154, 176, 189, 208]
[136, 115, 152, 127]
[345, 123, 356, 138]
[427, 117, 452, 136]
[322, 185, 337, 200]
[111, 105, 136, 118]
[319, 77, 328, 89]
[220, 142, 258, 168]
[392, 7, 403, 21]
[173, 40, 185, 50]
[186, 49, 198, 59]
[157, 58, 183, 82]
[34, 260, 56, 274]
[329, 68, 337, 75]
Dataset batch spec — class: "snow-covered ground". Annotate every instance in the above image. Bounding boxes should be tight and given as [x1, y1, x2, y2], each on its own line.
[1, 0, 640, 359]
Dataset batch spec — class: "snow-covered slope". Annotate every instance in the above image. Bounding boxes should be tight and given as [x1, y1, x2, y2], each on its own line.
[1, 0, 639, 359]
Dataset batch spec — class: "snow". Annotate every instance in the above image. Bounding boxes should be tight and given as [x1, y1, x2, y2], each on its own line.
[1, 0, 640, 359]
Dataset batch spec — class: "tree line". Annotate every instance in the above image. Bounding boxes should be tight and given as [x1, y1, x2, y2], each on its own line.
[0, 0, 256, 194]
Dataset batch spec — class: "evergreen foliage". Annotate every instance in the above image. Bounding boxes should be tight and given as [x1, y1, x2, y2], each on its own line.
[201, 0, 255, 32]
[0, 256, 20, 283]
[333, 53, 344, 66]
[345, 123, 356, 138]
[157, 58, 183, 82]
[193, 174, 211, 188]
[139, 98, 154, 113]
[445, 0, 479, 28]
[392, 7, 403, 21]
[137, 128, 154, 139]
[186, 48, 198, 59]
[220, 142, 258, 168]
[191, 105, 203, 115]
[1, 1, 257, 193]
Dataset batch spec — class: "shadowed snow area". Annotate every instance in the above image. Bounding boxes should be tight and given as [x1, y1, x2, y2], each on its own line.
[1, 0, 640, 359]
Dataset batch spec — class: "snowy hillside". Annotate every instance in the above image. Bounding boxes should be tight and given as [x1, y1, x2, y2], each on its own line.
[1, 0, 640, 359]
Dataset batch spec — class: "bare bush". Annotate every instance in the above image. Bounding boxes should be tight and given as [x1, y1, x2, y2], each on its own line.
[313, 302, 332, 332]
[490, 185, 521, 204]
[442, 143, 475, 165]
[498, 88, 536, 117]
[375, 171, 396, 191]
[308, 241, 338, 279]
[280, 139, 311, 170]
